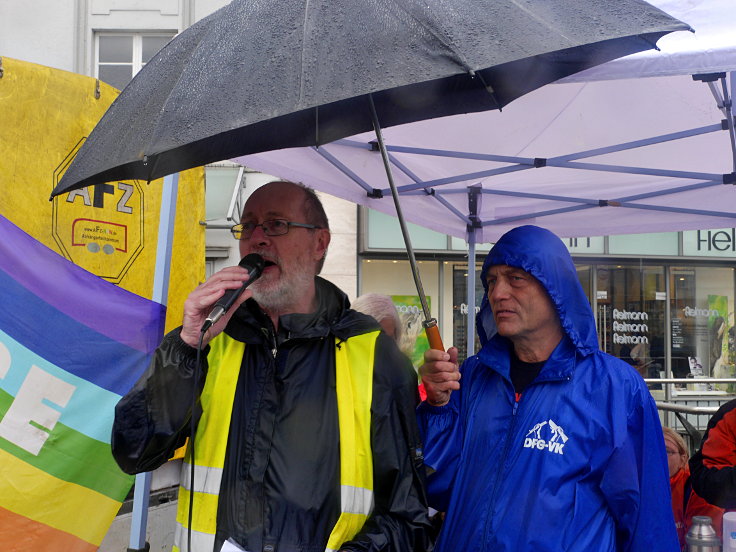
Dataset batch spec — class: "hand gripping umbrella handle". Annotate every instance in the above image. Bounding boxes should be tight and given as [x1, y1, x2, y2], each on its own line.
[423, 318, 444, 351]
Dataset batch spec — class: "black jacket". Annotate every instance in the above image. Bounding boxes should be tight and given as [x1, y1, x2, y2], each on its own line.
[112, 277, 432, 552]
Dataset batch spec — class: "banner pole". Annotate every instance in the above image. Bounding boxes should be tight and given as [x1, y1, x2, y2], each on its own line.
[128, 173, 179, 551]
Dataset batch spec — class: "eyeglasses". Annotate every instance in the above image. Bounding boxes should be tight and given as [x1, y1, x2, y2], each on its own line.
[230, 219, 322, 240]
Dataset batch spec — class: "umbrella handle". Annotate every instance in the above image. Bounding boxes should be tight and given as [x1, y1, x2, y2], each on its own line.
[423, 318, 444, 351]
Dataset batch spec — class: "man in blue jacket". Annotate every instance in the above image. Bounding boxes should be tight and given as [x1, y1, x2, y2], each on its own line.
[418, 225, 677, 551]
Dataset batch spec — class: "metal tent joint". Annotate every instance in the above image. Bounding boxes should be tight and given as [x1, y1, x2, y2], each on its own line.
[598, 199, 622, 207]
[368, 188, 383, 198]
[692, 72, 726, 83]
[534, 157, 547, 168]
[466, 220, 482, 234]
[724, 173, 736, 185]
[467, 185, 482, 232]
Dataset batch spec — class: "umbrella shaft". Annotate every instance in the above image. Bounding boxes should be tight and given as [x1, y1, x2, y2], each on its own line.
[368, 96, 432, 321]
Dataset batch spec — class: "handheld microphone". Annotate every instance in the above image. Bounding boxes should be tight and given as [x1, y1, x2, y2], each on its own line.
[201, 253, 265, 332]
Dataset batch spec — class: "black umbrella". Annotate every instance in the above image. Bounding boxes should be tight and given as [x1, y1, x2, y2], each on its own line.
[52, 0, 688, 195]
[50, 0, 688, 347]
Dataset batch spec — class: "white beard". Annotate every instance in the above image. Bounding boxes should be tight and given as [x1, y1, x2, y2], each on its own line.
[250, 260, 316, 314]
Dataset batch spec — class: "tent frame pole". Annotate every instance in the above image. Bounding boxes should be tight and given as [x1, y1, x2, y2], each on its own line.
[466, 186, 481, 360]
[729, 72, 736, 173]
[466, 228, 477, 360]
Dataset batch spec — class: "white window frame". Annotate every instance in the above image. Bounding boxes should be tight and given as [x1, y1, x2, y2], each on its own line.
[94, 31, 175, 88]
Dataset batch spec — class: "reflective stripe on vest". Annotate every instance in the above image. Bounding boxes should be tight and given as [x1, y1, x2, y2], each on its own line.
[173, 331, 379, 552]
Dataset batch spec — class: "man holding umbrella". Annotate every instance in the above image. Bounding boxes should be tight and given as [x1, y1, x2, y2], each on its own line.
[418, 225, 677, 551]
[112, 180, 431, 552]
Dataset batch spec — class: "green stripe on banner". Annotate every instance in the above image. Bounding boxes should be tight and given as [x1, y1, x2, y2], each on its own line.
[0, 388, 132, 502]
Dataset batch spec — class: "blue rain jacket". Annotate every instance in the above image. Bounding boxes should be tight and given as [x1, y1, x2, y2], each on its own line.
[417, 225, 678, 552]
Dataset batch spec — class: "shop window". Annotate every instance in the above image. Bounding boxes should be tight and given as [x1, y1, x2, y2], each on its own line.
[450, 236, 493, 252]
[95, 32, 174, 91]
[366, 209, 447, 250]
[359, 259, 440, 371]
[576, 265, 593, 305]
[670, 266, 735, 390]
[205, 166, 243, 221]
[452, 264, 484, 363]
[596, 265, 667, 385]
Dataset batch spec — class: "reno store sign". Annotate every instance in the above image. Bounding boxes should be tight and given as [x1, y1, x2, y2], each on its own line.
[683, 228, 736, 257]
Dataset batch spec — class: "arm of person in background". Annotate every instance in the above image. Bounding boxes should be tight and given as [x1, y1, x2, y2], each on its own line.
[600, 384, 680, 552]
[415, 347, 464, 512]
[111, 265, 253, 474]
[690, 399, 736, 509]
[340, 334, 433, 552]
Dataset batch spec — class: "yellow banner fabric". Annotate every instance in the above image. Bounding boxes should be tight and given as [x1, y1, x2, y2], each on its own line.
[0, 57, 204, 332]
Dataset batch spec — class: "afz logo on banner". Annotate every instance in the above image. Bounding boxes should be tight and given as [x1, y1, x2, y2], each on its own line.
[523, 419, 568, 455]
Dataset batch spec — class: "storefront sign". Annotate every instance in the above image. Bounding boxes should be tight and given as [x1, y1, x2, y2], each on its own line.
[612, 308, 649, 344]
[683, 306, 720, 318]
[564, 236, 605, 254]
[459, 303, 481, 315]
[683, 228, 736, 257]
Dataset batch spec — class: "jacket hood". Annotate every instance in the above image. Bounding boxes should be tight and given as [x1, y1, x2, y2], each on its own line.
[476, 225, 599, 355]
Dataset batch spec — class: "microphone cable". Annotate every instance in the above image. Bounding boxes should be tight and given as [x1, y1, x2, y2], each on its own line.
[188, 327, 206, 552]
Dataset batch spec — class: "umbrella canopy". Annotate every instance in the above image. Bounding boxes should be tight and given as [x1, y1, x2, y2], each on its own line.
[51, 0, 688, 196]
[234, 0, 736, 243]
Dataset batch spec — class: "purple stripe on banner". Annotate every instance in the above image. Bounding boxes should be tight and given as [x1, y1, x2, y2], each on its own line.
[0, 214, 165, 354]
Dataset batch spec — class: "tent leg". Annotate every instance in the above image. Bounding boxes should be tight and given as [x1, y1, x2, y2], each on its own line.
[466, 227, 477, 360]
[127, 173, 179, 551]
[730, 72, 736, 173]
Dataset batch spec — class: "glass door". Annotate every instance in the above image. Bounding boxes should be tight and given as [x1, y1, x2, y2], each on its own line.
[596, 264, 667, 386]
[670, 266, 735, 390]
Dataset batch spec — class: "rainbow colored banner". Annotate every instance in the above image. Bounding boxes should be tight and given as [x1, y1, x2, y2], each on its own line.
[0, 214, 165, 551]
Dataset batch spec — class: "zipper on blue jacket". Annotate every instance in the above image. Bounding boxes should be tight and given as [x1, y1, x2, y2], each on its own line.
[484, 386, 522, 545]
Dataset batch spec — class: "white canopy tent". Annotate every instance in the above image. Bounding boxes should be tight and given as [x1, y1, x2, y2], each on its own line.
[235, 0, 736, 243]
[234, 0, 736, 354]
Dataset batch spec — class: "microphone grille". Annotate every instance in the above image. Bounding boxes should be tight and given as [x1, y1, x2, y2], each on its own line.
[239, 253, 265, 276]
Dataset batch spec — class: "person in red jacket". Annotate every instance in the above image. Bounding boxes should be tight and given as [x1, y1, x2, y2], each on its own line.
[690, 398, 736, 511]
[664, 427, 723, 550]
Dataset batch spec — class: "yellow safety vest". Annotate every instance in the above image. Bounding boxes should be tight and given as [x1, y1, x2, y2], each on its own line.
[172, 331, 378, 552]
